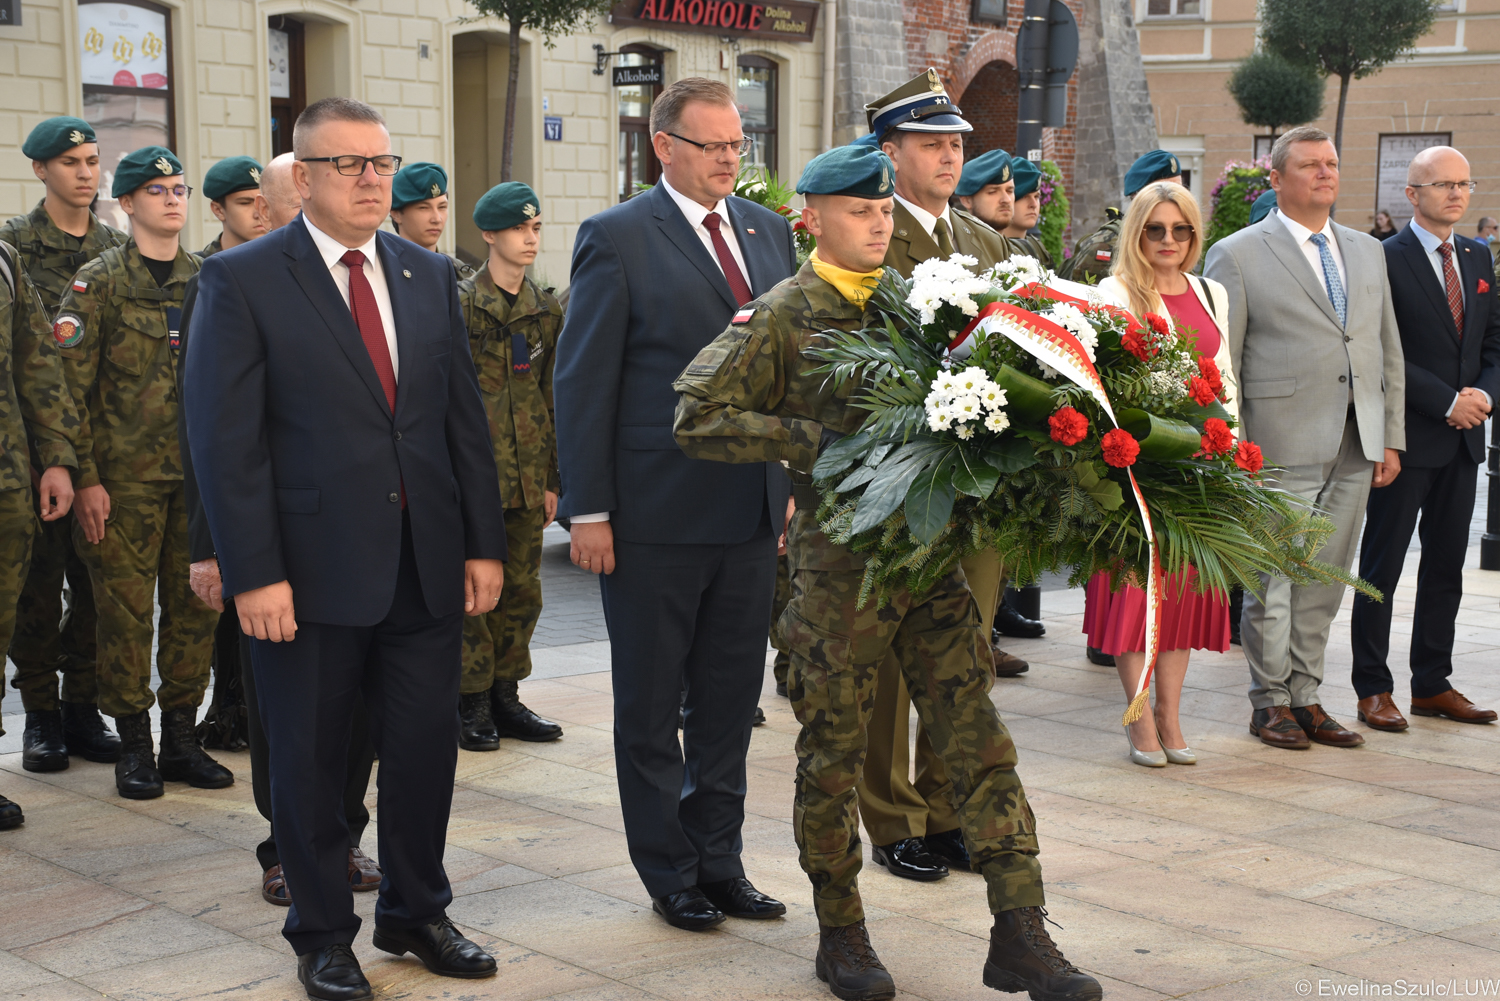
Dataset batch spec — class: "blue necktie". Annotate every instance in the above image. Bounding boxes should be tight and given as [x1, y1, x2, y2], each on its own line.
[1309, 233, 1347, 326]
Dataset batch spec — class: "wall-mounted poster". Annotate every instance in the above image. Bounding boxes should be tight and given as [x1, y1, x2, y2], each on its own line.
[1376, 133, 1451, 229]
[269, 26, 290, 99]
[78, 2, 169, 89]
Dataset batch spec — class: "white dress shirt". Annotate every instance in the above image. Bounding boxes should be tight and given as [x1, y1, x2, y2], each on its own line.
[1276, 208, 1347, 296]
[302, 213, 400, 382]
[894, 192, 954, 241]
[1410, 218, 1489, 413]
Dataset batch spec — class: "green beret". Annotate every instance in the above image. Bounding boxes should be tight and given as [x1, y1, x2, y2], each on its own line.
[1248, 188, 1278, 226]
[1010, 157, 1042, 199]
[1124, 150, 1181, 197]
[22, 117, 97, 161]
[203, 156, 263, 202]
[473, 182, 540, 231]
[956, 149, 1012, 198]
[111, 146, 184, 198]
[391, 162, 448, 210]
[796, 145, 895, 199]
[849, 132, 881, 149]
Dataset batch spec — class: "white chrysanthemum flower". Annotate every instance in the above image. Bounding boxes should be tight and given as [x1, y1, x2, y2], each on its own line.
[951, 395, 983, 421]
[953, 367, 989, 394]
[978, 385, 1007, 410]
[907, 255, 994, 326]
[984, 411, 1010, 433]
[927, 409, 951, 432]
[1038, 363, 1061, 380]
[955, 424, 976, 440]
[931, 371, 960, 394]
[1044, 302, 1099, 362]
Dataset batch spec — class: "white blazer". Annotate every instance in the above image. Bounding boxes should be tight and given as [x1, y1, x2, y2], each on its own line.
[1097, 273, 1239, 420]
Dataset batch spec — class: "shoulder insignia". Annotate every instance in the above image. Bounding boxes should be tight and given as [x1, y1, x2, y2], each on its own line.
[53, 313, 84, 348]
[733, 307, 757, 324]
[73, 278, 88, 292]
[1095, 250, 1112, 261]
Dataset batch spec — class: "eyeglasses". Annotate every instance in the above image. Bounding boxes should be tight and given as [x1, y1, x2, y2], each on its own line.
[1410, 180, 1477, 194]
[1143, 223, 1195, 244]
[143, 184, 192, 199]
[299, 154, 403, 176]
[666, 133, 756, 159]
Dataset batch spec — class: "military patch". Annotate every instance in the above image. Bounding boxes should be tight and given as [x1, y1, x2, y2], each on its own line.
[1095, 250, 1112, 261]
[530, 339, 545, 362]
[166, 305, 182, 351]
[73, 279, 89, 292]
[733, 307, 757, 324]
[511, 331, 531, 375]
[53, 313, 84, 347]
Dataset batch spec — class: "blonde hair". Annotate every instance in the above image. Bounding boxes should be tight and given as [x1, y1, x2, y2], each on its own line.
[1112, 182, 1204, 321]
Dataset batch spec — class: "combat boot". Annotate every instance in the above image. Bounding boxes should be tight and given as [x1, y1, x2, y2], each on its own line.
[157, 708, 235, 788]
[459, 691, 501, 751]
[0, 794, 23, 830]
[21, 709, 69, 772]
[491, 680, 562, 742]
[61, 701, 122, 763]
[114, 711, 164, 799]
[815, 921, 896, 1001]
[984, 907, 1102, 1000]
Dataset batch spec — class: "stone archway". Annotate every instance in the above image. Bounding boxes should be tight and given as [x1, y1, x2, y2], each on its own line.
[958, 60, 1019, 159]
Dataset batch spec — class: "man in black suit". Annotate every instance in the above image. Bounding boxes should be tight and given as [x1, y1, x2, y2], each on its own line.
[1352, 145, 1500, 732]
[186, 98, 507, 1000]
[554, 77, 795, 931]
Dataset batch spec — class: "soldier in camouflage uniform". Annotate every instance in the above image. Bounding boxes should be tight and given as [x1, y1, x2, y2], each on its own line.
[673, 145, 1102, 1001]
[1002, 158, 1055, 270]
[53, 146, 232, 801]
[2, 117, 126, 771]
[390, 161, 476, 281]
[770, 555, 792, 695]
[0, 236, 82, 828]
[1058, 150, 1181, 283]
[456, 181, 564, 749]
[200, 155, 267, 257]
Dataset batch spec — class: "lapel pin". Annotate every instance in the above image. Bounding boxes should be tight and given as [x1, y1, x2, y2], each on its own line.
[746, 228, 756, 234]
[402, 269, 412, 278]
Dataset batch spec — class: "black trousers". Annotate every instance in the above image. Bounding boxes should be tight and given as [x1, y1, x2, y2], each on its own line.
[601, 516, 777, 898]
[1351, 452, 1478, 700]
[249, 515, 462, 954]
[239, 602, 375, 873]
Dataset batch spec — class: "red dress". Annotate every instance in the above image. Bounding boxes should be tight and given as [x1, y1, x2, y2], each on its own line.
[1083, 283, 1230, 655]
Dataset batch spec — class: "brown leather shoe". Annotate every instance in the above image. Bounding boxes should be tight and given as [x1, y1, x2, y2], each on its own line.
[1410, 689, 1498, 724]
[1356, 693, 1408, 731]
[992, 643, 1029, 678]
[1249, 705, 1310, 749]
[349, 847, 382, 891]
[1290, 704, 1365, 747]
[262, 864, 291, 906]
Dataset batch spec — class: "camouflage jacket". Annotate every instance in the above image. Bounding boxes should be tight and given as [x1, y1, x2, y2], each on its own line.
[200, 234, 224, 258]
[458, 268, 561, 509]
[885, 200, 1014, 280]
[449, 254, 477, 282]
[673, 261, 881, 571]
[1011, 233, 1056, 272]
[1057, 208, 1122, 282]
[0, 240, 79, 490]
[0, 200, 128, 316]
[53, 240, 200, 487]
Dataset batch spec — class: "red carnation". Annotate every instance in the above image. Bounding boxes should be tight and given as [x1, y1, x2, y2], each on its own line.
[1199, 417, 1234, 457]
[1145, 312, 1170, 337]
[1049, 405, 1090, 446]
[1101, 428, 1140, 467]
[1197, 355, 1224, 396]
[1120, 324, 1153, 362]
[1186, 376, 1216, 407]
[1235, 440, 1264, 475]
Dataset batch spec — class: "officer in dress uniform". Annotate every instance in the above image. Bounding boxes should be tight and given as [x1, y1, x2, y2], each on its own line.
[2, 117, 126, 773]
[0, 236, 81, 828]
[455, 182, 566, 749]
[51, 147, 232, 800]
[672, 143, 1102, 1001]
[200, 155, 267, 257]
[1002, 158, 1054, 270]
[1058, 149, 1182, 282]
[389, 161, 475, 280]
[954, 148, 1015, 233]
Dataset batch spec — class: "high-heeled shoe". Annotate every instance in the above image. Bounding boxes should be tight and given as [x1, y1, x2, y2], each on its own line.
[1162, 746, 1197, 765]
[1124, 726, 1167, 767]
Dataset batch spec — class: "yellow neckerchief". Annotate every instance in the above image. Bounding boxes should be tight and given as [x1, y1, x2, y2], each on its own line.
[809, 249, 883, 306]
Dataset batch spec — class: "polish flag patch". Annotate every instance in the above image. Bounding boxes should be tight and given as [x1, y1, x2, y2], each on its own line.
[72, 279, 89, 292]
[732, 307, 757, 324]
[1094, 250, 1112, 261]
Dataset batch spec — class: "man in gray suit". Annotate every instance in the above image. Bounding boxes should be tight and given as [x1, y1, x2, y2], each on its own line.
[1206, 126, 1406, 751]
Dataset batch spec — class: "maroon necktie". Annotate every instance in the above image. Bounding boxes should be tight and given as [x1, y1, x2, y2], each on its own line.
[701, 212, 754, 306]
[1438, 242, 1465, 338]
[340, 250, 397, 411]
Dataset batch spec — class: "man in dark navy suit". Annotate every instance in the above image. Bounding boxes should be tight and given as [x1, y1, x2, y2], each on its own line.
[1352, 145, 1500, 732]
[554, 77, 795, 931]
[185, 98, 507, 1000]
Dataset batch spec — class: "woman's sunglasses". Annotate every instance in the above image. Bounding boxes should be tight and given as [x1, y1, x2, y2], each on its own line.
[1143, 223, 1195, 243]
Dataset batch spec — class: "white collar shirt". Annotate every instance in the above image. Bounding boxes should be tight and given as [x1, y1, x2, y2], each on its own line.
[302, 213, 400, 381]
[894, 192, 954, 241]
[662, 176, 749, 281]
[1410, 218, 1467, 312]
[1275, 208, 1347, 301]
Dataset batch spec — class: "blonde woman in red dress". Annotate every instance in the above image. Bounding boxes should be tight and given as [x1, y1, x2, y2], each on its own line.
[1091, 182, 1239, 767]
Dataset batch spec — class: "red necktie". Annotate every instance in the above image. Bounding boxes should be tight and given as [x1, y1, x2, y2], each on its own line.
[341, 250, 397, 411]
[1438, 242, 1465, 338]
[701, 212, 754, 306]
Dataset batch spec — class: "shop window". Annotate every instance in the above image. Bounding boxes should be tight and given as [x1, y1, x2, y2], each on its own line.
[970, 0, 1006, 26]
[78, 0, 175, 230]
[1146, 0, 1200, 16]
[269, 17, 307, 159]
[617, 46, 663, 201]
[737, 55, 777, 173]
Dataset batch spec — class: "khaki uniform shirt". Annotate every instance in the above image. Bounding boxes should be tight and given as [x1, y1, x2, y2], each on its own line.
[884, 201, 1014, 280]
[0, 240, 79, 488]
[0, 200, 128, 316]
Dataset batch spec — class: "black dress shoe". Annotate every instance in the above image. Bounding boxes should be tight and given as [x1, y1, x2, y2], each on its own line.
[373, 917, 497, 978]
[61, 701, 121, 762]
[752, 706, 766, 726]
[651, 887, 726, 930]
[871, 838, 948, 882]
[775, 681, 788, 698]
[995, 602, 1045, 639]
[491, 680, 563, 741]
[114, 711, 163, 800]
[459, 691, 501, 751]
[1086, 646, 1116, 667]
[698, 876, 787, 919]
[157, 708, 235, 788]
[923, 829, 972, 872]
[297, 943, 372, 1000]
[0, 795, 23, 830]
[22, 709, 69, 773]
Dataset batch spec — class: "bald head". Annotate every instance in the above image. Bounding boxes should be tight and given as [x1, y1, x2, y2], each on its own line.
[260, 153, 301, 229]
[1405, 145, 1472, 238]
[1407, 145, 1469, 185]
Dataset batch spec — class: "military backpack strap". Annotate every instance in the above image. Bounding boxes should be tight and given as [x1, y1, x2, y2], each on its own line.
[0, 240, 15, 301]
[118, 284, 187, 304]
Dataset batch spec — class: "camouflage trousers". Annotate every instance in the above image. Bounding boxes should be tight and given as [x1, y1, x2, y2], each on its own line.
[461, 503, 546, 694]
[0, 486, 38, 737]
[771, 554, 791, 688]
[73, 480, 216, 719]
[8, 502, 98, 712]
[775, 563, 1044, 926]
